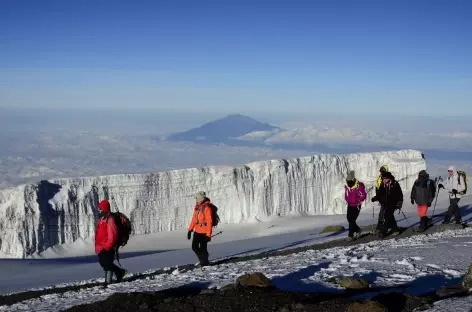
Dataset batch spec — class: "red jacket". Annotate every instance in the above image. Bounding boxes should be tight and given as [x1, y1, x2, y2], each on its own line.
[95, 214, 118, 254]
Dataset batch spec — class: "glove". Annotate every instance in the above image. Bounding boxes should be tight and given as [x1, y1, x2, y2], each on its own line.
[371, 196, 377, 202]
[452, 189, 458, 195]
[411, 198, 414, 205]
[396, 202, 403, 210]
[206, 235, 211, 242]
[427, 203, 431, 207]
[438, 184, 444, 189]
[187, 231, 192, 240]
[357, 205, 361, 211]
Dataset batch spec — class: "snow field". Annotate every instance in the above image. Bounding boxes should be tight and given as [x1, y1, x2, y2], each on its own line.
[2, 227, 472, 312]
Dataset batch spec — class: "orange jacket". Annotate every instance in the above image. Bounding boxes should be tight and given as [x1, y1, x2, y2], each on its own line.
[188, 199, 213, 237]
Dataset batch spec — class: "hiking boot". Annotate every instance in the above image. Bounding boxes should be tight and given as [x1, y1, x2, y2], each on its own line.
[418, 217, 427, 231]
[442, 217, 451, 225]
[346, 236, 354, 241]
[116, 268, 127, 283]
[104, 271, 113, 285]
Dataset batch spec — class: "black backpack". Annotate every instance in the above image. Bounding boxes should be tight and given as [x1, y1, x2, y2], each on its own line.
[109, 212, 132, 247]
[206, 203, 220, 227]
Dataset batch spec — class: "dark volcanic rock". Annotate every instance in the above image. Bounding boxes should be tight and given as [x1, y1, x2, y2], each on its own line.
[235, 272, 274, 288]
[462, 264, 472, 289]
[347, 301, 385, 312]
[320, 225, 346, 234]
[335, 277, 369, 290]
[63, 282, 466, 312]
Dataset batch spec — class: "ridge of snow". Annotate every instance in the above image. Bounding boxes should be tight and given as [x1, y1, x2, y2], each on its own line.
[0, 149, 425, 258]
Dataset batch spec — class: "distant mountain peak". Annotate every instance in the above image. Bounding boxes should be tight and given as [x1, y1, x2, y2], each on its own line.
[166, 114, 280, 143]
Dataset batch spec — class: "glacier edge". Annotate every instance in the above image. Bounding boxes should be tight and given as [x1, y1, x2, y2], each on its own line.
[0, 149, 426, 258]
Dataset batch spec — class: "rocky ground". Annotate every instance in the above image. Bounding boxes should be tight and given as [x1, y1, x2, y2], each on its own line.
[65, 271, 471, 312]
[0, 222, 467, 308]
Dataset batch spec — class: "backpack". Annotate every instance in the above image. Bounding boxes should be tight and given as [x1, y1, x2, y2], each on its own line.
[109, 212, 132, 247]
[205, 203, 220, 227]
[457, 171, 468, 195]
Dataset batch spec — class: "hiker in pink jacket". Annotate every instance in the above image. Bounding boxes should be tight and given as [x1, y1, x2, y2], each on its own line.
[344, 170, 367, 240]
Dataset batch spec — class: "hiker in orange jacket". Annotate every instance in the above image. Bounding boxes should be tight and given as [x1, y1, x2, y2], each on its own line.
[187, 191, 213, 266]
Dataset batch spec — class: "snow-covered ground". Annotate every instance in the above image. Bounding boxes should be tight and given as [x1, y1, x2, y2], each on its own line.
[0, 192, 472, 311]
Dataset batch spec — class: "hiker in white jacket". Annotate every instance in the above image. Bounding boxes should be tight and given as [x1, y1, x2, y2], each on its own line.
[438, 165, 466, 224]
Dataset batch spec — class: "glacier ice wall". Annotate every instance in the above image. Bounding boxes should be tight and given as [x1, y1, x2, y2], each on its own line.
[0, 149, 425, 258]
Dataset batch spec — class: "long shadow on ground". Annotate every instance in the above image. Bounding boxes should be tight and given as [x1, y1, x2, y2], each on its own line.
[0, 249, 174, 265]
[0, 222, 469, 307]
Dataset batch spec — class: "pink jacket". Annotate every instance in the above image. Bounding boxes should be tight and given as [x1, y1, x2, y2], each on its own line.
[344, 180, 367, 207]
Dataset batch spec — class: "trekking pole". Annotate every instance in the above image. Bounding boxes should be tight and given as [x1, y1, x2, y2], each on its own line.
[371, 203, 375, 234]
[431, 176, 442, 221]
[400, 210, 411, 228]
[211, 231, 223, 238]
[455, 192, 463, 224]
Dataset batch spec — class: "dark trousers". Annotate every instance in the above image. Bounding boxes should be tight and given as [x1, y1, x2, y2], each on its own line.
[444, 198, 461, 224]
[377, 205, 399, 234]
[347, 205, 361, 237]
[98, 249, 121, 275]
[192, 232, 209, 265]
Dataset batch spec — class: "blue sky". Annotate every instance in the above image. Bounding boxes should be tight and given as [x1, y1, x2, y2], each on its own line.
[1, 0, 471, 116]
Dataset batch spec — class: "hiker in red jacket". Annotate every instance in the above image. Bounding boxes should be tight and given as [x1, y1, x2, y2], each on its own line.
[95, 200, 126, 285]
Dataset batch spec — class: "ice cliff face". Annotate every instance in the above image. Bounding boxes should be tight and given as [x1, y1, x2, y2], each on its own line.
[0, 149, 425, 258]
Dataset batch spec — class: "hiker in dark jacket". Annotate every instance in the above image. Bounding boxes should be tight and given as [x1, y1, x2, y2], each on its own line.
[371, 171, 403, 237]
[95, 200, 126, 285]
[375, 165, 388, 190]
[411, 170, 436, 231]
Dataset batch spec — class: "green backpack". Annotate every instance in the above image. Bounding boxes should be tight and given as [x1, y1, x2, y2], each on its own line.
[457, 170, 468, 195]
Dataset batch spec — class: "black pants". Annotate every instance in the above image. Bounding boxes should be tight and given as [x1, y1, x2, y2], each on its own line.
[377, 205, 399, 234]
[347, 205, 361, 237]
[98, 249, 121, 274]
[192, 232, 209, 265]
[444, 198, 461, 224]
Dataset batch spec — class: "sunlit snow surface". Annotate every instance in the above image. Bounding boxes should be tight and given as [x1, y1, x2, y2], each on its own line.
[0, 194, 471, 311]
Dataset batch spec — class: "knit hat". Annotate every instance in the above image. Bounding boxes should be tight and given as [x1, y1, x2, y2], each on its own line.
[346, 170, 355, 181]
[195, 191, 206, 201]
[98, 200, 111, 213]
[379, 165, 388, 173]
[418, 170, 427, 177]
